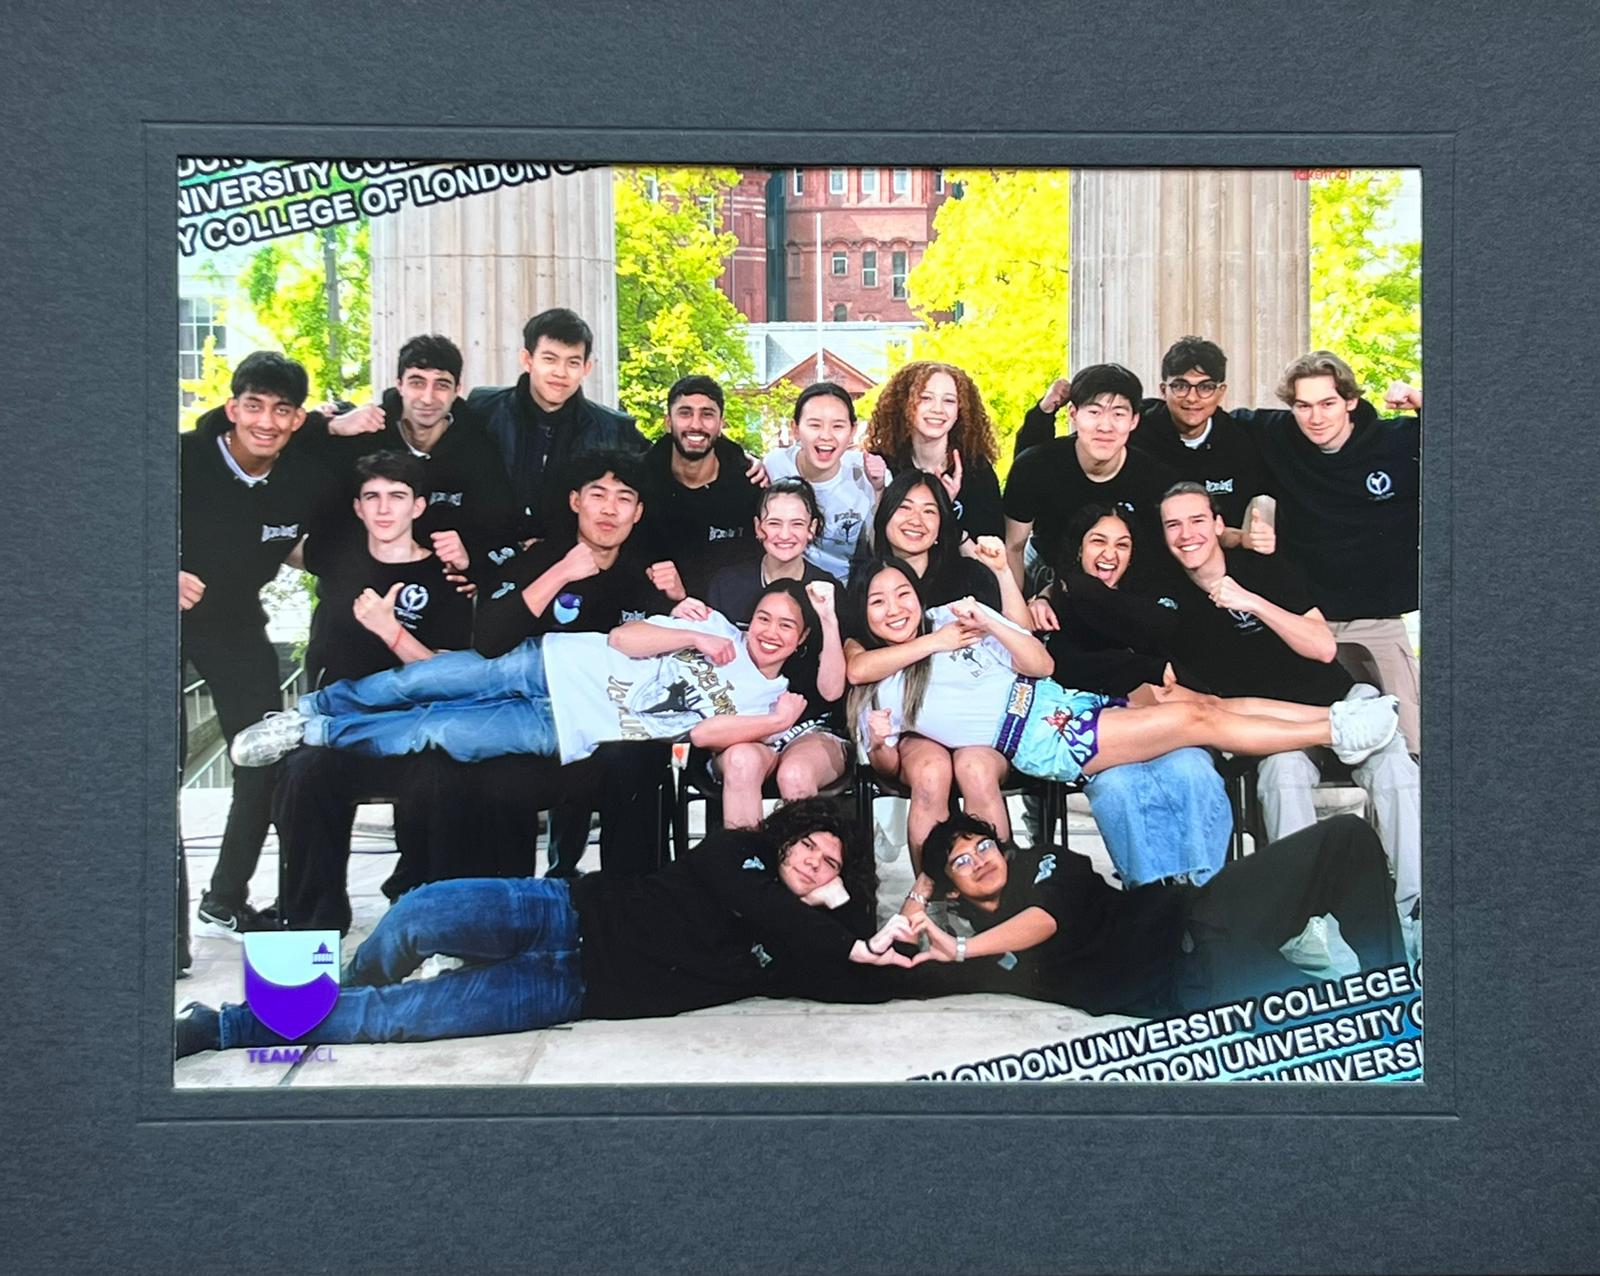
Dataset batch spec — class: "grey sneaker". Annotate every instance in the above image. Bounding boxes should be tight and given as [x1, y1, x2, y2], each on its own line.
[1329, 695, 1400, 765]
[229, 710, 309, 767]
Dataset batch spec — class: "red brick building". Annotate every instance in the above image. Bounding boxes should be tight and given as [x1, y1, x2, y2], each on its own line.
[714, 167, 950, 324]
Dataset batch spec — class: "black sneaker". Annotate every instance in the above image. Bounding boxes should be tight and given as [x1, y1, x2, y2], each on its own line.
[175, 1002, 221, 1058]
[197, 894, 270, 937]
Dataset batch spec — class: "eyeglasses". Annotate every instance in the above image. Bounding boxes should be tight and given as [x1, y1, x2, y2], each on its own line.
[949, 838, 1000, 872]
[1163, 378, 1222, 398]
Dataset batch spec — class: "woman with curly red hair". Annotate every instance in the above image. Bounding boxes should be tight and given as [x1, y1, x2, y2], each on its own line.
[862, 360, 1005, 543]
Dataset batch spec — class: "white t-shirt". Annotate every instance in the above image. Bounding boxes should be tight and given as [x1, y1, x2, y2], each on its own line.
[861, 602, 1027, 751]
[761, 444, 878, 581]
[544, 612, 788, 765]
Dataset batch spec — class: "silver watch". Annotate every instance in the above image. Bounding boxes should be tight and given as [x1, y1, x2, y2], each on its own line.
[955, 936, 967, 963]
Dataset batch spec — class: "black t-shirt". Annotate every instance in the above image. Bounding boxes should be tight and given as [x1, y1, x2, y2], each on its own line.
[1235, 401, 1420, 620]
[569, 827, 869, 1019]
[472, 539, 673, 657]
[1045, 570, 1180, 696]
[704, 550, 841, 627]
[292, 390, 523, 577]
[636, 436, 764, 595]
[875, 448, 1006, 543]
[302, 535, 474, 687]
[1130, 400, 1273, 529]
[1165, 548, 1353, 705]
[955, 846, 1187, 1018]
[180, 408, 340, 633]
[1003, 438, 1179, 587]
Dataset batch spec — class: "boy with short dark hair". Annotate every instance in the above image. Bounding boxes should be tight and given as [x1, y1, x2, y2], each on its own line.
[1003, 363, 1179, 593]
[180, 351, 337, 935]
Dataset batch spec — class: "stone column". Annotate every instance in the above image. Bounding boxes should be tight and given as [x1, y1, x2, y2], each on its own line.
[369, 167, 619, 404]
[1069, 169, 1309, 408]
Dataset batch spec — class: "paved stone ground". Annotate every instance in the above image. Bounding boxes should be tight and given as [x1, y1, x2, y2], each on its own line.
[175, 784, 1369, 1089]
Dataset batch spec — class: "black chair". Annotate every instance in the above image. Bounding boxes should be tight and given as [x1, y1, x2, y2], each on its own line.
[1218, 753, 1367, 861]
[852, 758, 1075, 854]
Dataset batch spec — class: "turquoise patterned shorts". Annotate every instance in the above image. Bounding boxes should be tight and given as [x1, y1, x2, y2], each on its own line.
[1009, 680, 1120, 784]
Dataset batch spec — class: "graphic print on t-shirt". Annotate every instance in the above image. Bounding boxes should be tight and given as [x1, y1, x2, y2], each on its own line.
[608, 646, 742, 739]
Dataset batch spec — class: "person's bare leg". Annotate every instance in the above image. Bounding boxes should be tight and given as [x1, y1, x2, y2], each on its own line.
[773, 734, 847, 803]
[1220, 696, 1331, 724]
[716, 742, 780, 828]
[1084, 701, 1332, 775]
[952, 746, 1013, 840]
[896, 734, 953, 874]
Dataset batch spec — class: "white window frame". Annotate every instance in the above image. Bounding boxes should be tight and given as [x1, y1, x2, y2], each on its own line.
[891, 250, 908, 299]
[830, 250, 848, 277]
[862, 249, 878, 287]
[829, 167, 846, 195]
[892, 167, 911, 195]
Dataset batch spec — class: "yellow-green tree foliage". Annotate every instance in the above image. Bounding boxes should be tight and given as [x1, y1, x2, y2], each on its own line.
[243, 222, 372, 402]
[614, 168, 794, 451]
[860, 169, 1070, 475]
[1309, 171, 1421, 394]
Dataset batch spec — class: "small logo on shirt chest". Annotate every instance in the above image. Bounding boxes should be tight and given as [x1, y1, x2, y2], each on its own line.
[429, 490, 464, 507]
[1365, 470, 1394, 500]
[260, 522, 300, 542]
[394, 583, 430, 621]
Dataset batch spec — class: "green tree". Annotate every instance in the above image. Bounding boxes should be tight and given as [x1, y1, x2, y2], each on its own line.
[614, 168, 792, 450]
[1309, 171, 1421, 394]
[243, 221, 372, 402]
[862, 169, 1071, 474]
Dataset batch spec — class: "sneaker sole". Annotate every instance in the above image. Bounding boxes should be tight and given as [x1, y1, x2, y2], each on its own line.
[196, 912, 248, 942]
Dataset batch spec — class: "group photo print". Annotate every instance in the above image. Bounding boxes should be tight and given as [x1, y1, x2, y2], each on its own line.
[171, 157, 1424, 1087]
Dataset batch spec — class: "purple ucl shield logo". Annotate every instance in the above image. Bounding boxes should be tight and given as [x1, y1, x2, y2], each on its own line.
[242, 931, 341, 1039]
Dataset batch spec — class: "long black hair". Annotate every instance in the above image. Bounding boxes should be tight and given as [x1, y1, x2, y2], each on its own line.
[868, 469, 966, 600]
[841, 555, 934, 753]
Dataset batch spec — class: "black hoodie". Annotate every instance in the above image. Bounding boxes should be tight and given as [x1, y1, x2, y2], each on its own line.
[569, 826, 870, 1019]
[1234, 401, 1420, 620]
[292, 390, 523, 574]
[635, 434, 763, 594]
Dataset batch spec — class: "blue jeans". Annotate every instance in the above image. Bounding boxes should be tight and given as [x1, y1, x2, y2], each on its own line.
[299, 640, 559, 764]
[1083, 747, 1231, 887]
[217, 878, 586, 1047]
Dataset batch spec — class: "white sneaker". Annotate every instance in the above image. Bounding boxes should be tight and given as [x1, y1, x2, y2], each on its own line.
[1344, 682, 1383, 702]
[230, 710, 310, 767]
[1329, 695, 1399, 765]
[873, 821, 903, 864]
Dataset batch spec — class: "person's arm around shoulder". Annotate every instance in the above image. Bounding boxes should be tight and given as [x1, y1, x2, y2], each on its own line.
[609, 611, 738, 663]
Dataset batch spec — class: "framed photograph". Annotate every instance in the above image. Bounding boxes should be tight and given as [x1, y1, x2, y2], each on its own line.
[8, 2, 1596, 1271]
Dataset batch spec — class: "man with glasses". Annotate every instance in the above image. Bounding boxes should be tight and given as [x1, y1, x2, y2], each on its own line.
[907, 812, 1409, 1016]
[1130, 336, 1276, 551]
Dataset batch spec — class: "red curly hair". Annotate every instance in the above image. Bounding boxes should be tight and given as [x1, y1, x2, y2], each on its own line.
[863, 360, 1000, 468]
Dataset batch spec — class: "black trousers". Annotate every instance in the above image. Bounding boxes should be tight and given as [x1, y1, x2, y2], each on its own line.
[182, 620, 283, 906]
[546, 742, 672, 877]
[274, 748, 430, 932]
[1176, 814, 1409, 1011]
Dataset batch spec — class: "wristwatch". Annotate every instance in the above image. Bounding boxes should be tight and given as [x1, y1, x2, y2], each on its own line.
[955, 936, 967, 963]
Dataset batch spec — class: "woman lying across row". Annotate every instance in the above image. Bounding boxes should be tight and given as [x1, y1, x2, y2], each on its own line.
[844, 554, 1401, 874]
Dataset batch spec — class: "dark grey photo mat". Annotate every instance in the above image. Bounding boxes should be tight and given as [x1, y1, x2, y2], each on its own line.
[6, 1, 1595, 1271]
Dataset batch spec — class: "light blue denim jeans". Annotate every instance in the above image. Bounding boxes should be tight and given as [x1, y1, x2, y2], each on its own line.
[1083, 747, 1230, 888]
[299, 639, 559, 764]
[217, 877, 586, 1047]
